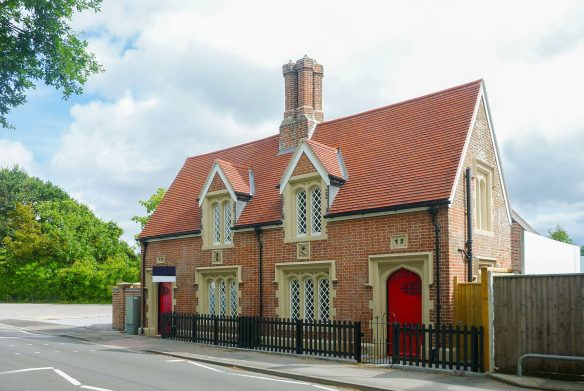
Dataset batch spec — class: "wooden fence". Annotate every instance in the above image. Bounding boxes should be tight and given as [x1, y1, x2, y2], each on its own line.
[492, 274, 584, 378]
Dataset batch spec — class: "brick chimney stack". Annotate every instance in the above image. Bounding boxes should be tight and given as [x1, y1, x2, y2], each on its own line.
[279, 56, 323, 151]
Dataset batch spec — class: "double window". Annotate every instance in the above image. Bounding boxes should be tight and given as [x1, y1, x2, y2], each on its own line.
[206, 277, 238, 316]
[296, 186, 322, 237]
[289, 273, 330, 321]
[212, 201, 233, 245]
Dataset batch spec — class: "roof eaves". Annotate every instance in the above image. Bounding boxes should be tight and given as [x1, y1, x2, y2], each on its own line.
[325, 199, 451, 219]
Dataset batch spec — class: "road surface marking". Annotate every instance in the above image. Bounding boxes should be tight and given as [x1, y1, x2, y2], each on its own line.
[187, 361, 224, 373]
[54, 350, 60, 353]
[313, 386, 338, 391]
[73, 350, 78, 353]
[27, 343, 32, 346]
[43, 343, 49, 346]
[53, 368, 82, 386]
[0, 367, 53, 375]
[81, 386, 113, 391]
[35, 352, 40, 354]
[227, 372, 308, 385]
[0, 337, 19, 339]
[166, 359, 185, 362]
[9, 344, 15, 347]
[13, 353, 20, 355]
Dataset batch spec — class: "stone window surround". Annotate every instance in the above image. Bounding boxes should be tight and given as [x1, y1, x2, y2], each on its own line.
[202, 190, 235, 250]
[195, 265, 242, 315]
[143, 267, 176, 337]
[274, 260, 337, 320]
[473, 159, 494, 235]
[283, 173, 327, 243]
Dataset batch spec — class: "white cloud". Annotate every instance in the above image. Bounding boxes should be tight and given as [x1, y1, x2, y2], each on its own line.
[0, 139, 34, 170]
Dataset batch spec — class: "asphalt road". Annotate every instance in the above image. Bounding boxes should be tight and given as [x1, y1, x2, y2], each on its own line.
[0, 323, 341, 391]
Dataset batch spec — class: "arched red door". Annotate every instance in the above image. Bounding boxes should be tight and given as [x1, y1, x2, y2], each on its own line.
[158, 282, 172, 334]
[387, 268, 422, 356]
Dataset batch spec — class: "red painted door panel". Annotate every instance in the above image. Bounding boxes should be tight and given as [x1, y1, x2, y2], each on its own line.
[158, 282, 172, 334]
[387, 268, 422, 356]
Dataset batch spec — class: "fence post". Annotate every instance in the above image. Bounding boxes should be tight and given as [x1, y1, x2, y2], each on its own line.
[471, 326, 478, 372]
[392, 323, 400, 364]
[296, 319, 303, 355]
[213, 316, 219, 346]
[355, 321, 362, 363]
[191, 314, 197, 342]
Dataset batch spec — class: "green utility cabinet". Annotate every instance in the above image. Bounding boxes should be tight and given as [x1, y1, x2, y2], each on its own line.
[125, 295, 141, 335]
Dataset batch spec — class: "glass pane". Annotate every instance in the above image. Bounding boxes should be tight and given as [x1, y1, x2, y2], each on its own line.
[290, 279, 300, 321]
[310, 187, 322, 235]
[208, 280, 216, 315]
[219, 280, 227, 316]
[229, 280, 237, 317]
[213, 204, 221, 244]
[304, 278, 314, 321]
[296, 190, 307, 236]
[318, 278, 330, 321]
[224, 203, 232, 244]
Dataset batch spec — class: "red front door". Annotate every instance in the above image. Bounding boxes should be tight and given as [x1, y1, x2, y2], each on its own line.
[158, 282, 172, 334]
[387, 268, 422, 356]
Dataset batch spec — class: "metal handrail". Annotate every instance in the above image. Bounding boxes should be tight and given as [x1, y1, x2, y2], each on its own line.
[517, 353, 584, 376]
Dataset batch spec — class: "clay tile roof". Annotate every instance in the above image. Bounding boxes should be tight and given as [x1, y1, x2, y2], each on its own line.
[303, 139, 344, 179]
[215, 159, 251, 195]
[140, 80, 482, 239]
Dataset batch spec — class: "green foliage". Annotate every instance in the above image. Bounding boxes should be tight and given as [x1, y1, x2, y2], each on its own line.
[0, 0, 104, 129]
[0, 166, 139, 303]
[547, 225, 574, 245]
[131, 187, 166, 231]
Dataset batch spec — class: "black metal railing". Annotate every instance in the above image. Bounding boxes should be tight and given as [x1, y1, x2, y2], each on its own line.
[362, 319, 484, 372]
[160, 313, 362, 362]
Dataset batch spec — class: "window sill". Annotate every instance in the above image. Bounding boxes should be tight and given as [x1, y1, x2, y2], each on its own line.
[474, 229, 494, 237]
[284, 233, 328, 243]
[202, 243, 235, 251]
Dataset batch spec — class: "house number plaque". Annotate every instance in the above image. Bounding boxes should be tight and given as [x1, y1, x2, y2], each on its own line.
[390, 234, 408, 249]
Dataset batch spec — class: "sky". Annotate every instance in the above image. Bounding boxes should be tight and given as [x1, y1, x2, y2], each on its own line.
[1, 0, 583, 247]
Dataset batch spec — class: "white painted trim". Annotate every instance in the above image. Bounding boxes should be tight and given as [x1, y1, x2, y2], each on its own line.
[326, 206, 430, 222]
[337, 148, 348, 180]
[144, 232, 201, 242]
[152, 276, 176, 282]
[198, 161, 237, 207]
[449, 83, 482, 205]
[279, 140, 331, 194]
[481, 83, 513, 225]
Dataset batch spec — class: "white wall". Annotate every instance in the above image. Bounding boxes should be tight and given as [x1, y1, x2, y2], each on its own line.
[523, 231, 581, 274]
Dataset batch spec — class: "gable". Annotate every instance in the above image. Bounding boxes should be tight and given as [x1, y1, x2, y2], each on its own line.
[209, 173, 227, 193]
[292, 154, 318, 177]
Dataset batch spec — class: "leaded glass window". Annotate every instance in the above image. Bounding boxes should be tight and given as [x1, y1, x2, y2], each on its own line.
[290, 279, 300, 320]
[304, 278, 315, 321]
[318, 278, 330, 320]
[219, 280, 227, 316]
[229, 279, 237, 317]
[213, 204, 221, 244]
[310, 187, 322, 235]
[296, 190, 307, 236]
[208, 280, 216, 315]
[224, 202, 232, 244]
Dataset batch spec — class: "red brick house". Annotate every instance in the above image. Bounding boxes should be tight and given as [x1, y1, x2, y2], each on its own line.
[136, 56, 512, 336]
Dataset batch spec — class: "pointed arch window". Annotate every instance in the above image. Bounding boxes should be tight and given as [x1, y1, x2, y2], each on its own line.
[474, 162, 493, 232]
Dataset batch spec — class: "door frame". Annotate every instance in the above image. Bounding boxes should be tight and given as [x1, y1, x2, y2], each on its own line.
[144, 268, 175, 336]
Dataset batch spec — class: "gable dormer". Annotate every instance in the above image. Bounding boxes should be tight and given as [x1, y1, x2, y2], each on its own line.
[199, 159, 254, 248]
[280, 139, 347, 242]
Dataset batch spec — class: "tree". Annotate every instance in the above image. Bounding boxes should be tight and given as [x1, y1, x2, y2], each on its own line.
[0, 0, 104, 129]
[131, 188, 166, 231]
[547, 225, 574, 244]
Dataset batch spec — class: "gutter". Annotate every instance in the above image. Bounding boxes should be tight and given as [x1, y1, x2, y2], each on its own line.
[139, 238, 148, 334]
[325, 199, 450, 219]
[140, 230, 201, 242]
[254, 227, 264, 317]
[429, 205, 442, 328]
[233, 220, 283, 231]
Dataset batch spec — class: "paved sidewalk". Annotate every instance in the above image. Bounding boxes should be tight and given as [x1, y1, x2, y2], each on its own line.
[2, 319, 583, 391]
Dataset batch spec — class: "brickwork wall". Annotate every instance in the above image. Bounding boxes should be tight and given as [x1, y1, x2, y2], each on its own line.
[144, 208, 450, 327]
[209, 173, 227, 192]
[112, 284, 141, 331]
[510, 220, 524, 273]
[447, 99, 511, 322]
[291, 154, 317, 177]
